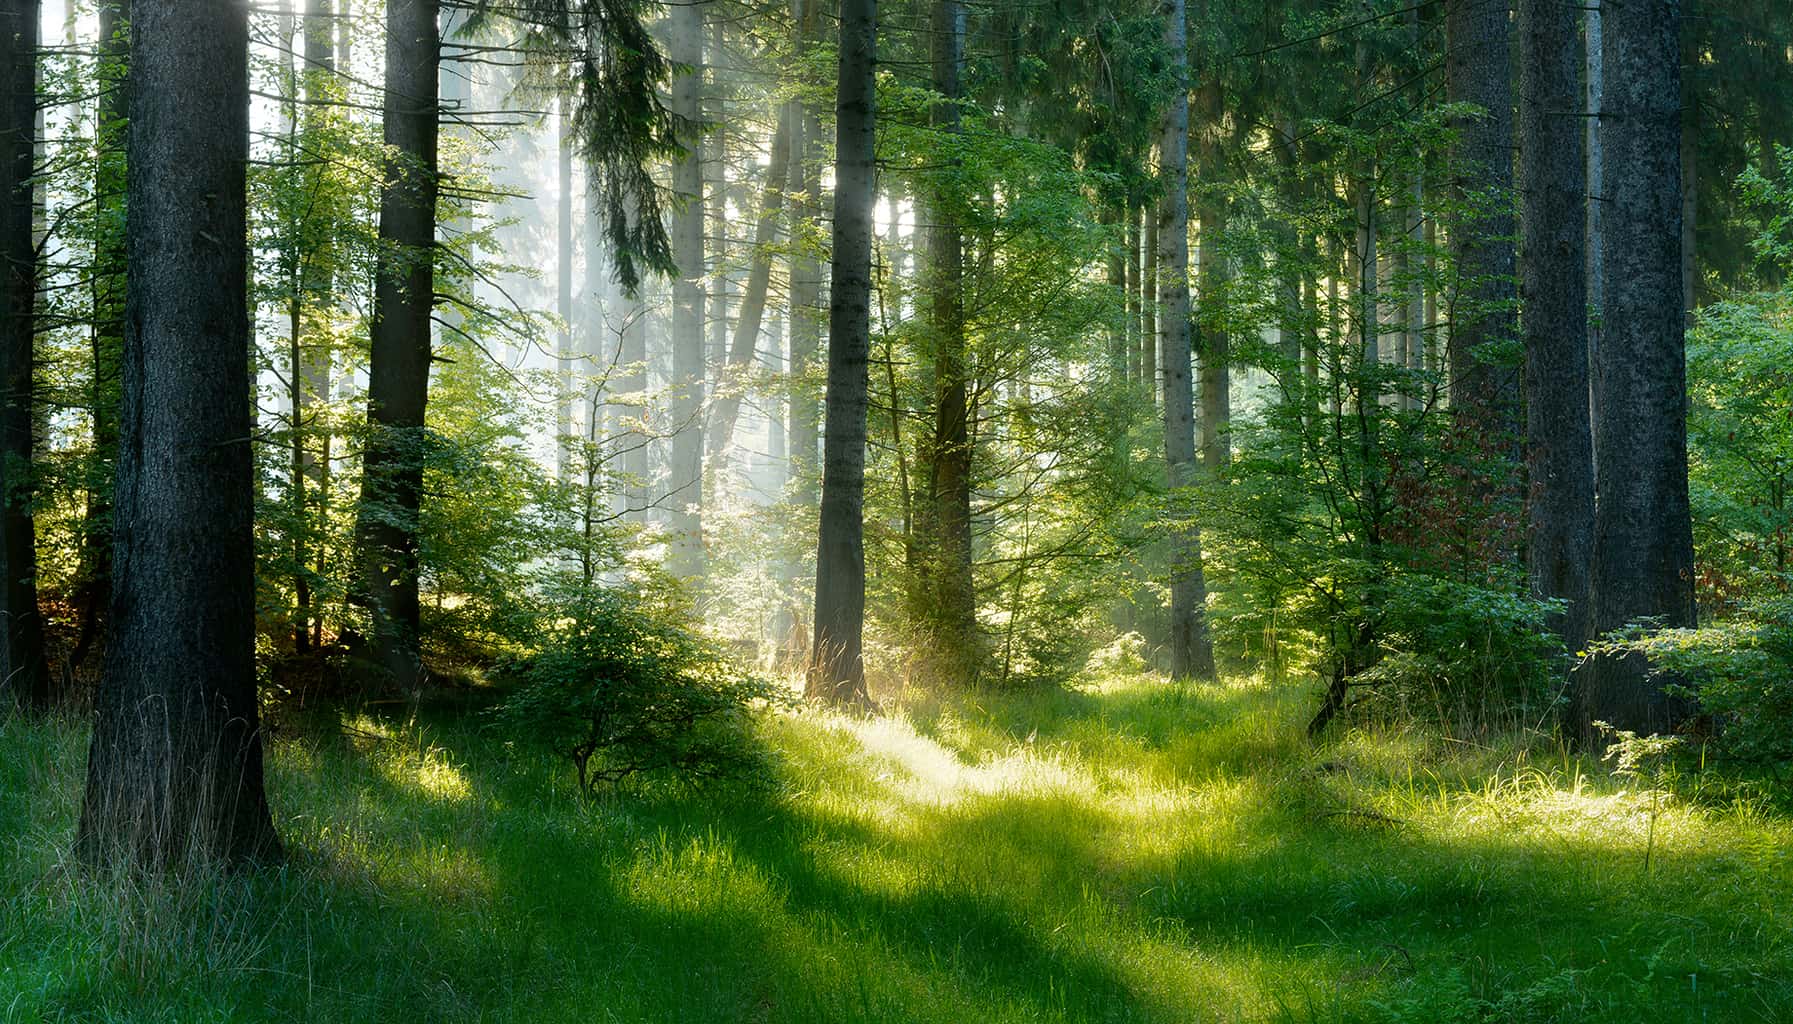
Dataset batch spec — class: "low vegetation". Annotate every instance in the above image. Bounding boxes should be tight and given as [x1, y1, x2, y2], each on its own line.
[6, 674, 1791, 1023]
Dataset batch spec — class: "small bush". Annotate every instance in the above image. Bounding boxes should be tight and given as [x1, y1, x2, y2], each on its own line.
[1592, 596, 1793, 767]
[488, 588, 787, 792]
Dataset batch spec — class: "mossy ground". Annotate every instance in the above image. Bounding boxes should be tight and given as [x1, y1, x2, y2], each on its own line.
[4, 674, 1791, 1022]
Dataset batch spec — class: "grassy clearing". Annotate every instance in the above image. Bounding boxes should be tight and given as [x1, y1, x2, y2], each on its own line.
[3, 674, 1792, 1023]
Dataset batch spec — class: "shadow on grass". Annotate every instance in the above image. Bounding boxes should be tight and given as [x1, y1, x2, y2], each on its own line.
[6, 679, 1793, 1023]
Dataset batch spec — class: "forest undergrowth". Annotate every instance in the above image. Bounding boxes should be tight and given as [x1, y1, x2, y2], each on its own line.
[3, 672, 1791, 1024]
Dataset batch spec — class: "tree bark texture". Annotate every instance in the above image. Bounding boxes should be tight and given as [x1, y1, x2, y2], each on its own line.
[1519, 0, 1594, 654]
[809, 0, 876, 704]
[1445, 0, 1520, 437]
[1583, 0, 1696, 737]
[353, 0, 438, 695]
[77, 0, 280, 868]
[1158, 0, 1215, 680]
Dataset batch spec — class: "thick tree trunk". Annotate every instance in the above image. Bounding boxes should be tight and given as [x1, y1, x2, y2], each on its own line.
[1586, 0, 1603, 413]
[1158, 0, 1214, 681]
[919, 0, 976, 684]
[353, 0, 438, 696]
[1583, 0, 1696, 738]
[665, 0, 706, 578]
[1445, 0, 1519, 435]
[77, 0, 279, 868]
[0, 0, 49, 708]
[809, 0, 876, 705]
[706, 107, 791, 459]
[1519, 0, 1594, 654]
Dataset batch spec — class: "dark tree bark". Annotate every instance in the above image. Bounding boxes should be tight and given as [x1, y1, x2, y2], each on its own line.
[0, 0, 49, 708]
[665, 0, 706, 578]
[77, 0, 279, 868]
[808, 0, 876, 705]
[353, 0, 438, 695]
[1582, 0, 1696, 737]
[1158, 0, 1214, 680]
[1445, 0, 1519, 436]
[918, 0, 976, 683]
[1519, 0, 1594, 653]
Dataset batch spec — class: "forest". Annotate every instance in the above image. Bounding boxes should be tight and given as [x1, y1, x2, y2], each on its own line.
[4, 0, 1793, 1019]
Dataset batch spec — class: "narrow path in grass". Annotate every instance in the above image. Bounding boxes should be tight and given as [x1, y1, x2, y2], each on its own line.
[4, 673, 1792, 1022]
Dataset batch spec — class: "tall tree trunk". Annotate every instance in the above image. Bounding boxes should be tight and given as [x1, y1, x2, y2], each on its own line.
[1679, 28, 1698, 321]
[919, 0, 976, 683]
[291, 0, 336, 653]
[1141, 209, 1157, 404]
[353, 0, 438, 695]
[1445, 0, 1519, 436]
[809, 0, 875, 705]
[557, 96, 575, 482]
[1583, 0, 1695, 738]
[0, 0, 49, 708]
[1159, 0, 1215, 680]
[706, 106, 791, 459]
[1195, 82, 1229, 473]
[1126, 204, 1142, 385]
[77, 0, 278, 868]
[1586, 0, 1603, 417]
[665, 0, 706, 578]
[1519, 0, 1593, 654]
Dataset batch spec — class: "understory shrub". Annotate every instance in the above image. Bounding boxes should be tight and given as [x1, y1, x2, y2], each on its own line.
[1591, 596, 1793, 766]
[489, 587, 787, 792]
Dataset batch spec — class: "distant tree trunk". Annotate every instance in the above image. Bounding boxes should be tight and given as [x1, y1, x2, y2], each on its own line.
[1519, 0, 1594, 654]
[619, 272, 649, 518]
[1194, 81, 1230, 473]
[1141, 208, 1157, 401]
[1404, 171, 1424, 406]
[353, 0, 438, 696]
[71, 0, 128, 678]
[1582, 0, 1695, 739]
[1158, 0, 1214, 681]
[0, 0, 49, 709]
[665, 0, 706, 578]
[706, 106, 791, 459]
[919, 0, 976, 684]
[1445, 0, 1519, 436]
[809, 0, 876, 705]
[557, 96, 575, 482]
[294, 0, 336, 653]
[1126, 205, 1142, 385]
[76, 0, 279, 868]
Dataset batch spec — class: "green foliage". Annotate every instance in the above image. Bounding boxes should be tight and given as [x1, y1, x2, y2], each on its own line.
[489, 586, 786, 791]
[11, 677, 1793, 1022]
[1591, 598, 1793, 767]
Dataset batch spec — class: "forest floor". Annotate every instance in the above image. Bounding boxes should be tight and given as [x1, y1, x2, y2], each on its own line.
[4, 671, 1793, 1023]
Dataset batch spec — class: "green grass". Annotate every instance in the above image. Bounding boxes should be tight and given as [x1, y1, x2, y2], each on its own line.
[4, 673, 1793, 1022]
